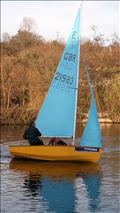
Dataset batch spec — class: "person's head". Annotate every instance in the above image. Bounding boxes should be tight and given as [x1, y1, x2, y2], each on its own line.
[29, 118, 36, 127]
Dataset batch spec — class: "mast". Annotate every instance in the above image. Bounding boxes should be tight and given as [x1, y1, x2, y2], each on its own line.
[73, 8, 81, 144]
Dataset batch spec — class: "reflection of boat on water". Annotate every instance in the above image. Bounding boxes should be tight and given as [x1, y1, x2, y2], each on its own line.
[10, 159, 102, 212]
[10, 158, 101, 180]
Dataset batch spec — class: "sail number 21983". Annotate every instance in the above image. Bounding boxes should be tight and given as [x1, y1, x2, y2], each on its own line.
[54, 72, 74, 85]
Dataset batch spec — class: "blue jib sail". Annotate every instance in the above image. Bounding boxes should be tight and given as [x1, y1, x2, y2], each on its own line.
[35, 9, 80, 137]
[80, 68, 102, 148]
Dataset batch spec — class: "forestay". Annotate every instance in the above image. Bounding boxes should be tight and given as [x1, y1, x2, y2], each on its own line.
[35, 10, 80, 137]
[80, 68, 102, 148]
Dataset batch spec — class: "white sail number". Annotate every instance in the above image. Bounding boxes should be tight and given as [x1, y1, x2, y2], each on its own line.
[54, 72, 74, 85]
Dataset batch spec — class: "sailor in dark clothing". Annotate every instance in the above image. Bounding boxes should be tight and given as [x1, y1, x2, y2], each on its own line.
[23, 120, 44, 146]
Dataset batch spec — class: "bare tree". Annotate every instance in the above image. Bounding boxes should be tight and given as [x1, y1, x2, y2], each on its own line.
[19, 17, 37, 32]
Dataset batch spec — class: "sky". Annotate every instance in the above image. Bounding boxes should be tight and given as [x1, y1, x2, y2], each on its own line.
[1, 1, 119, 43]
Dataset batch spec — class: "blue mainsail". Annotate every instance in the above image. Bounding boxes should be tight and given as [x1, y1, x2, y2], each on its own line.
[80, 68, 102, 148]
[35, 10, 80, 137]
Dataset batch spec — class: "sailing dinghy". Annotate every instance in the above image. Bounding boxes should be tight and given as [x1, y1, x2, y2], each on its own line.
[9, 9, 102, 162]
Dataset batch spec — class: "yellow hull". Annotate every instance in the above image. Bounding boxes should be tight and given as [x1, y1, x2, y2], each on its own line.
[9, 146, 102, 163]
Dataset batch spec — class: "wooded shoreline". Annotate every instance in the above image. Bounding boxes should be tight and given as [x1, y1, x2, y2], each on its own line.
[1, 107, 120, 125]
[1, 25, 120, 125]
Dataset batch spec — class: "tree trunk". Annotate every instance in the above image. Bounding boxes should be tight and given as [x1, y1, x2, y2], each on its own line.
[7, 86, 11, 109]
[1, 70, 6, 108]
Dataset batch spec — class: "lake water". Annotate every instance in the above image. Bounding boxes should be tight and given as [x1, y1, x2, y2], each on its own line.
[1, 124, 120, 213]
